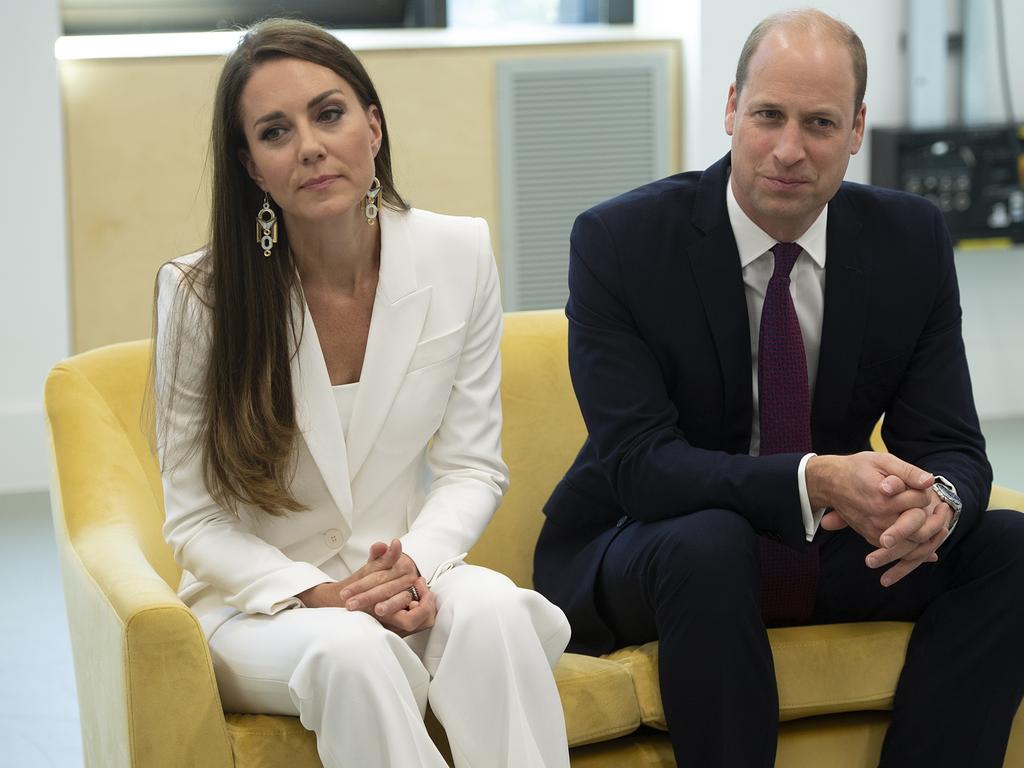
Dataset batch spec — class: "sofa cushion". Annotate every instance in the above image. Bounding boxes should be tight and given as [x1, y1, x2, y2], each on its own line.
[604, 621, 913, 729]
[226, 710, 458, 766]
[224, 717, 668, 768]
[555, 652, 643, 746]
[222, 653, 642, 761]
[770, 622, 912, 720]
[226, 714, 319, 767]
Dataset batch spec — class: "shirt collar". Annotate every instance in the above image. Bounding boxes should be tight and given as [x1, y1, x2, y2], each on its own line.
[726, 175, 828, 269]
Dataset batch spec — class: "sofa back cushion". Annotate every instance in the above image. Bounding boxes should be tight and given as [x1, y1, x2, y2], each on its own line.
[469, 310, 586, 587]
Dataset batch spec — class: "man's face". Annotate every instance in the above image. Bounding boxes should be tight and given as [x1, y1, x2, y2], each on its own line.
[724, 28, 865, 242]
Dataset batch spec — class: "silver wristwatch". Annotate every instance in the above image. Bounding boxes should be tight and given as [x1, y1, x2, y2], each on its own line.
[931, 475, 962, 534]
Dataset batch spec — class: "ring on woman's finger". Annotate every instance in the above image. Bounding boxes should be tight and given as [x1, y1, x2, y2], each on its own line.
[407, 585, 420, 602]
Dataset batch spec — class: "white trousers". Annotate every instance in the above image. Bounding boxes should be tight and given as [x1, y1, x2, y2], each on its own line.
[208, 564, 572, 768]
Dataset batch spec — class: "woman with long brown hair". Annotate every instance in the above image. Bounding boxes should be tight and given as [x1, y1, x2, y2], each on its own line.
[154, 18, 570, 767]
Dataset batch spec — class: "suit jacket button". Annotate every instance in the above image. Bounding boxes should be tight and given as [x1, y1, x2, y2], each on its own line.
[324, 529, 342, 548]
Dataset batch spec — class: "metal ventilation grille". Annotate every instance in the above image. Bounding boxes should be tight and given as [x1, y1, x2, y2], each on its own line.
[497, 54, 669, 310]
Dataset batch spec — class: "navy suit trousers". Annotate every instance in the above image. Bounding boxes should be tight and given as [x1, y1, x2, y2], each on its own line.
[595, 508, 1024, 767]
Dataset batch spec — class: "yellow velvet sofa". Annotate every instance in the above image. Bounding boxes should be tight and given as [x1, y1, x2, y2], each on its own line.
[46, 309, 1023, 767]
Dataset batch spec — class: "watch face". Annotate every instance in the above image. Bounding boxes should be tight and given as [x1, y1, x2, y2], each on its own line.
[933, 482, 962, 513]
[932, 483, 962, 533]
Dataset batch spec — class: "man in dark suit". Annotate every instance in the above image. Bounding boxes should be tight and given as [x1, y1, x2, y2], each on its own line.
[534, 9, 1024, 767]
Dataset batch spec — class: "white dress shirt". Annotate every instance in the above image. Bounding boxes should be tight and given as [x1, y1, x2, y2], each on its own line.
[725, 179, 827, 541]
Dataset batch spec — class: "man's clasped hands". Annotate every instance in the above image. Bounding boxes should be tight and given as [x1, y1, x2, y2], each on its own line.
[808, 451, 953, 587]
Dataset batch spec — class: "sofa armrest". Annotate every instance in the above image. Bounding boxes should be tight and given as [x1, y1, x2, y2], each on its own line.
[54, 515, 234, 767]
[989, 484, 1024, 513]
[47, 359, 234, 768]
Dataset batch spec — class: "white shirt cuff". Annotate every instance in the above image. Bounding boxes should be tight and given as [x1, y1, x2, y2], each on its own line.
[798, 453, 826, 542]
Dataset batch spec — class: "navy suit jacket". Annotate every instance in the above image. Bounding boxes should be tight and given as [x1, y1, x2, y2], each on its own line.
[534, 153, 992, 655]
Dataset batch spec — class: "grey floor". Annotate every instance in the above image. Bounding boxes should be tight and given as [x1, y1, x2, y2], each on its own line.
[1, 417, 1021, 768]
[0, 491, 82, 768]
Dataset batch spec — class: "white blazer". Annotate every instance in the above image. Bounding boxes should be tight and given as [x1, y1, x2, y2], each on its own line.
[155, 207, 509, 637]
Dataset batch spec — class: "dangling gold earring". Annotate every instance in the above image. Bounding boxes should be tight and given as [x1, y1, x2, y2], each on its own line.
[256, 193, 278, 258]
[364, 176, 381, 225]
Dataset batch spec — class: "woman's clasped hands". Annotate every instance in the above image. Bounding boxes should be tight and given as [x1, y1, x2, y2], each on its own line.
[298, 539, 436, 636]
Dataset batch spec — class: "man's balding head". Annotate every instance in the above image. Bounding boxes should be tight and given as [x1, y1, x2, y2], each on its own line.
[735, 9, 867, 113]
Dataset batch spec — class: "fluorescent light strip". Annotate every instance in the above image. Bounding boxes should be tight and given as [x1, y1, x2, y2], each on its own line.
[55, 31, 244, 60]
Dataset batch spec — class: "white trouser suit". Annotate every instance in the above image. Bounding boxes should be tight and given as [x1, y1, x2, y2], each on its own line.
[157, 214, 570, 766]
[208, 561, 571, 767]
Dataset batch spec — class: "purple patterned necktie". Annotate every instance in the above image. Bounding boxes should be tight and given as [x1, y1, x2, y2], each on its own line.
[757, 242, 818, 625]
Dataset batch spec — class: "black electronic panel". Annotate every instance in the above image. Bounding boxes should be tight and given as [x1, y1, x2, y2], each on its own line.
[870, 124, 1024, 245]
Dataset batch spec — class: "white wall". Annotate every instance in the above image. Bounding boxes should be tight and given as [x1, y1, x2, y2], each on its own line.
[636, 0, 1024, 420]
[962, 0, 1024, 125]
[0, 0, 69, 493]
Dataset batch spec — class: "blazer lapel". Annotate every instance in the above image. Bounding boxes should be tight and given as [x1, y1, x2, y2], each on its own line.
[346, 208, 431, 479]
[291, 292, 355, 531]
[811, 186, 867, 443]
[688, 155, 754, 452]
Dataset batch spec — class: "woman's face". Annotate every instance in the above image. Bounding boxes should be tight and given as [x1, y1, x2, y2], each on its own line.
[238, 57, 382, 227]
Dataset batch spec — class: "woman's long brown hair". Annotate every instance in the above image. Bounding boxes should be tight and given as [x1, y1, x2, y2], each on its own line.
[158, 18, 406, 516]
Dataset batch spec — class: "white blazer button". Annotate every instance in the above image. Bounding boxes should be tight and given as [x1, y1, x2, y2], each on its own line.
[324, 529, 342, 548]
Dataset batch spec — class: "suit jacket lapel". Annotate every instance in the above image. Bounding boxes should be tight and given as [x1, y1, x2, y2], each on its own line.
[812, 186, 867, 443]
[688, 155, 754, 452]
[291, 292, 355, 531]
[346, 207, 431, 479]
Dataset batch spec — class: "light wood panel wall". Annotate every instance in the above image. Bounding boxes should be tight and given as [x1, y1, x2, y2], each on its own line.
[61, 40, 680, 352]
